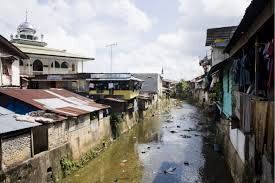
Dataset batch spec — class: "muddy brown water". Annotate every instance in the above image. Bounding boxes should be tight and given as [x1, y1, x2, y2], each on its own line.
[62, 102, 233, 183]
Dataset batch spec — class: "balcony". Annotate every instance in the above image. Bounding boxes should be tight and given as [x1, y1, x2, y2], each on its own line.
[89, 90, 139, 100]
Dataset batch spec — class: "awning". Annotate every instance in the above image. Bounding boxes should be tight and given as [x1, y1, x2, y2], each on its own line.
[208, 58, 232, 75]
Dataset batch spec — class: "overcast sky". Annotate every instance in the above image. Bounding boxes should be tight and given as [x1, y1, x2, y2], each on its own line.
[0, 0, 251, 80]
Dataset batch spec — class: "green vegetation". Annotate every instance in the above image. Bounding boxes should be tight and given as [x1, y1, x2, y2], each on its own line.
[209, 82, 223, 103]
[110, 112, 123, 124]
[173, 80, 192, 99]
[60, 141, 108, 176]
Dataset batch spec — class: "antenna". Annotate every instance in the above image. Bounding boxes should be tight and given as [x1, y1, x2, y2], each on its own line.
[25, 10, 28, 22]
[106, 43, 117, 73]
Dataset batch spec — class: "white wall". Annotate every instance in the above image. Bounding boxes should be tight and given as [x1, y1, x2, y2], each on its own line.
[229, 127, 245, 163]
[212, 47, 229, 66]
[12, 60, 20, 86]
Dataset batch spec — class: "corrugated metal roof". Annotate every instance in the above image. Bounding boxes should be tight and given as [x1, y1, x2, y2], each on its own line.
[205, 26, 237, 46]
[88, 73, 143, 82]
[103, 98, 127, 103]
[0, 107, 41, 134]
[0, 88, 109, 117]
[13, 43, 94, 60]
[132, 73, 161, 94]
[225, 0, 273, 52]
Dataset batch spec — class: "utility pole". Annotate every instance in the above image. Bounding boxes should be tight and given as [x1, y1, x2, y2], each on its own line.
[106, 43, 117, 73]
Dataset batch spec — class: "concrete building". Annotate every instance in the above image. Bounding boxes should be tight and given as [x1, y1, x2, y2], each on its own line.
[9, 15, 94, 86]
[0, 107, 41, 170]
[0, 88, 111, 160]
[132, 73, 163, 97]
[0, 35, 29, 87]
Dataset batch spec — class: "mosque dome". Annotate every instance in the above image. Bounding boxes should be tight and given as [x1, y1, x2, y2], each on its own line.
[17, 21, 36, 33]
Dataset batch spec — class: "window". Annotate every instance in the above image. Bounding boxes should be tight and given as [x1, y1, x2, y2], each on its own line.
[33, 60, 43, 71]
[27, 35, 33, 40]
[50, 61, 60, 68]
[61, 62, 68, 68]
[19, 60, 24, 66]
[20, 35, 26, 39]
[72, 64, 76, 71]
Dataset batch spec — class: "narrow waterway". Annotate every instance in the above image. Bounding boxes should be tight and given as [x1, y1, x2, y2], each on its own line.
[63, 102, 233, 183]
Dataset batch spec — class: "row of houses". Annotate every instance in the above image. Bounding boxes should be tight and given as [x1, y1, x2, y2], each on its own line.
[190, 0, 274, 182]
[0, 15, 174, 182]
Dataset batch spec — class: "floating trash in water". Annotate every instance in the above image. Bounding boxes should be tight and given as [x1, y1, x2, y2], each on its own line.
[177, 125, 181, 128]
[184, 161, 189, 166]
[164, 167, 176, 174]
[170, 130, 177, 133]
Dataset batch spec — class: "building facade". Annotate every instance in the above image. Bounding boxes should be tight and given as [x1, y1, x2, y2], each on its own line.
[9, 17, 94, 80]
[0, 35, 28, 87]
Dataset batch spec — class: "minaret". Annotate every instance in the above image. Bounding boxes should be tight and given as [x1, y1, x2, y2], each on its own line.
[10, 12, 47, 47]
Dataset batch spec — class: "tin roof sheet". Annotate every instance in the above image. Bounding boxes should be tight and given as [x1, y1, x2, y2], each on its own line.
[0, 88, 109, 117]
[0, 107, 41, 134]
[206, 26, 237, 46]
[13, 43, 93, 60]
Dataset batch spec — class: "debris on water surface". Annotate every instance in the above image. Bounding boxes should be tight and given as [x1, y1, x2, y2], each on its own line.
[184, 161, 189, 166]
[180, 134, 191, 138]
[147, 146, 151, 149]
[164, 167, 176, 174]
[157, 147, 160, 149]
[165, 119, 173, 123]
[141, 151, 146, 154]
[170, 130, 177, 133]
[121, 159, 127, 163]
[176, 125, 181, 128]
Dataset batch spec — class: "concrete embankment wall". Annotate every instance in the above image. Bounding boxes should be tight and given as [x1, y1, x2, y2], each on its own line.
[0, 143, 72, 183]
[0, 99, 172, 183]
[217, 119, 254, 183]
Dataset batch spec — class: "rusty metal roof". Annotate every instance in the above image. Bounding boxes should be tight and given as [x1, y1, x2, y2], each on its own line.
[205, 26, 237, 46]
[0, 88, 109, 117]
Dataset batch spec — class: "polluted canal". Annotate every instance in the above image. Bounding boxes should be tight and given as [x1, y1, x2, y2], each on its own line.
[63, 102, 233, 183]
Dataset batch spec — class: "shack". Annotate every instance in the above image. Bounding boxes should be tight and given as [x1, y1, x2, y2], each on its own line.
[0, 88, 111, 159]
[0, 107, 41, 170]
[208, 0, 274, 182]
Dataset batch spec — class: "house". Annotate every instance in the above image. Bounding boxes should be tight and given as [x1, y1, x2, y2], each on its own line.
[162, 79, 177, 98]
[132, 73, 163, 98]
[0, 106, 41, 170]
[190, 74, 207, 104]
[0, 35, 29, 87]
[28, 73, 91, 96]
[87, 73, 143, 113]
[208, 0, 274, 182]
[0, 88, 111, 159]
[9, 15, 94, 87]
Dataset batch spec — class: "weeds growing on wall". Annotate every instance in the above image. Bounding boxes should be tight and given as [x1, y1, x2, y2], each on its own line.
[60, 141, 108, 177]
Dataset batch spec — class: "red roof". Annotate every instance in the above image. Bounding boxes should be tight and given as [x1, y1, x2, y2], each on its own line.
[0, 88, 109, 117]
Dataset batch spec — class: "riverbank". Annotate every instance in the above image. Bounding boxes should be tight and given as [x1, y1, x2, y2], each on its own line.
[63, 101, 232, 183]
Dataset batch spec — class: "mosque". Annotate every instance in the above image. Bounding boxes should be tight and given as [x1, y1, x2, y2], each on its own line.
[10, 14, 94, 78]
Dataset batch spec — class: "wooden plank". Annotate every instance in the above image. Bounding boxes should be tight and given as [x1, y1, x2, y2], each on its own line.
[254, 101, 268, 154]
[266, 102, 274, 155]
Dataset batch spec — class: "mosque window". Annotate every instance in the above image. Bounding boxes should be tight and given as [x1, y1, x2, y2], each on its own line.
[33, 60, 43, 71]
[27, 35, 33, 40]
[61, 62, 69, 68]
[72, 64, 76, 71]
[20, 34, 26, 39]
[51, 61, 60, 68]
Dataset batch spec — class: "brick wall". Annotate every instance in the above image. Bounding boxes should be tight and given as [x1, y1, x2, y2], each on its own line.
[1, 132, 32, 169]
[48, 121, 69, 150]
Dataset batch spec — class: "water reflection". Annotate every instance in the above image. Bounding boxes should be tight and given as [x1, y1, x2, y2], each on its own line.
[63, 102, 232, 183]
